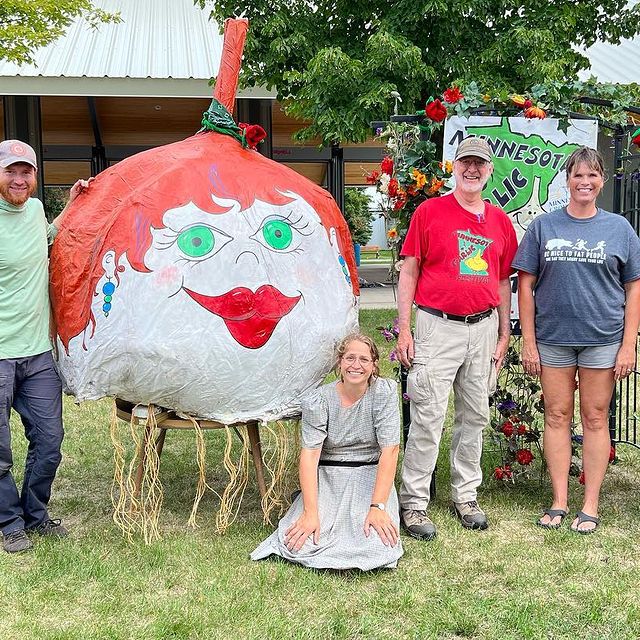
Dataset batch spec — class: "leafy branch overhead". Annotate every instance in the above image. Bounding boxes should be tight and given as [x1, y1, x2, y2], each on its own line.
[0, 0, 121, 66]
[198, 0, 640, 145]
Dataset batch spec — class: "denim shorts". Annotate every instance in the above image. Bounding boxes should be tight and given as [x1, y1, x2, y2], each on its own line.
[537, 342, 621, 368]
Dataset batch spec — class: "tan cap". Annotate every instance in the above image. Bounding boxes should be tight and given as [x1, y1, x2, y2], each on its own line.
[454, 137, 492, 162]
[0, 139, 38, 169]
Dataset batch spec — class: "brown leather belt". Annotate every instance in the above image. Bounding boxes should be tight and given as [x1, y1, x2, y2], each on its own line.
[417, 305, 493, 324]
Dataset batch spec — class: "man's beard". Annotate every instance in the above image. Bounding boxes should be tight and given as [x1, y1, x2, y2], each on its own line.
[0, 180, 37, 206]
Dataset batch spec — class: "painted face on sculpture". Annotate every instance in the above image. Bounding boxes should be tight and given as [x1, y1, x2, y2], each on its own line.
[140, 191, 349, 349]
[51, 137, 359, 423]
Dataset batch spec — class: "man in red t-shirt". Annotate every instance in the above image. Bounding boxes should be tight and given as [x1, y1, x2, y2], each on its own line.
[396, 137, 517, 540]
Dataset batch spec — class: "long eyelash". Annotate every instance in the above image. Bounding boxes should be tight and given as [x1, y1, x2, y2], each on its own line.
[281, 211, 313, 236]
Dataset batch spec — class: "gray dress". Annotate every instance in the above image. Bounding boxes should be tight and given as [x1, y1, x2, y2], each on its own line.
[250, 377, 404, 570]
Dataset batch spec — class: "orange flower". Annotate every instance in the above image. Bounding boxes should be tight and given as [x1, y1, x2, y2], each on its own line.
[387, 228, 398, 239]
[412, 168, 427, 189]
[427, 177, 445, 195]
[444, 160, 453, 174]
[524, 105, 546, 119]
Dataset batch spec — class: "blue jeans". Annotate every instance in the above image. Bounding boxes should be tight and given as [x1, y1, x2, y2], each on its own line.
[0, 351, 63, 534]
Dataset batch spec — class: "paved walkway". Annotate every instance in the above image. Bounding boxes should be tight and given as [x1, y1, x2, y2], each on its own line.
[358, 262, 398, 309]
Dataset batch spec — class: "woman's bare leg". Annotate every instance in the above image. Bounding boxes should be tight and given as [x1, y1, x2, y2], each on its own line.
[538, 365, 577, 526]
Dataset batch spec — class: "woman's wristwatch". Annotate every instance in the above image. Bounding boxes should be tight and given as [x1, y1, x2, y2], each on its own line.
[370, 503, 385, 511]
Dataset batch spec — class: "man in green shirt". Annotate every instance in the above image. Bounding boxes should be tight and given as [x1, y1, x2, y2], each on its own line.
[0, 139, 91, 553]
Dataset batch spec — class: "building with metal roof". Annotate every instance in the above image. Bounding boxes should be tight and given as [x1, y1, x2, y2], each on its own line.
[0, 0, 269, 98]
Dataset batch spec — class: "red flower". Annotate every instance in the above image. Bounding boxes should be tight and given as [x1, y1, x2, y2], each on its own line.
[578, 470, 585, 485]
[239, 122, 267, 149]
[515, 449, 534, 465]
[517, 423, 527, 436]
[366, 170, 380, 185]
[425, 99, 448, 123]
[494, 465, 513, 480]
[381, 156, 394, 175]
[393, 195, 407, 211]
[387, 178, 400, 197]
[523, 99, 533, 109]
[501, 421, 514, 437]
[443, 86, 463, 105]
[609, 445, 616, 463]
[632, 128, 640, 146]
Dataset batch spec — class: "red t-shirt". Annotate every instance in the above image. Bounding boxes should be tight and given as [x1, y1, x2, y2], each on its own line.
[401, 193, 517, 316]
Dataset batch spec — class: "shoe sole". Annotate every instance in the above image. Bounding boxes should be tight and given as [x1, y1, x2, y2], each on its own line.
[401, 524, 437, 541]
[450, 506, 488, 530]
[3, 542, 33, 553]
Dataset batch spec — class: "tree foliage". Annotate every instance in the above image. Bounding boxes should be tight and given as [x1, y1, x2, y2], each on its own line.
[0, 0, 120, 66]
[198, 0, 640, 144]
[343, 188, 374, 245]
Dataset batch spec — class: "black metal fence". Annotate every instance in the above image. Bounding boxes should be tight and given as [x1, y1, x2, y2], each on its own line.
[611, 120, 640, 449]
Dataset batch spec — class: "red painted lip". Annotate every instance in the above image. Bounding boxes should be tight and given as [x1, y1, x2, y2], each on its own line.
[184, 285, 301, 349]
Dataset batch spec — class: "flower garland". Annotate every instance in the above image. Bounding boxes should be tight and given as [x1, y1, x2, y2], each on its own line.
[367, 80, 640, 256]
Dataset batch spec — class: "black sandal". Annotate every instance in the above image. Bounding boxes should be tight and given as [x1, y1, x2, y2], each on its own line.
[570, 510, 600, 534]
[536, 508, 567, 530]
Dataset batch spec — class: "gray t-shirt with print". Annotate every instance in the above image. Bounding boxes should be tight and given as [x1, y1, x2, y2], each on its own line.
[512, 207, 640, 345]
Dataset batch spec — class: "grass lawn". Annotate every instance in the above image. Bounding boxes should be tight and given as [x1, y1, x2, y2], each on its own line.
[2, 308, 640, 639]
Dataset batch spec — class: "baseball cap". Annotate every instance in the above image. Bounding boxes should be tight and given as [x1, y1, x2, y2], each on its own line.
[454, 137, 492, 162]
[0, 139, 38, 169]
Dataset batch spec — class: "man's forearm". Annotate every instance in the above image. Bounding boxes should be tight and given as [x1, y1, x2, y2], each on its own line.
[397, 257, 419, 330]
[496, 278, 512, 339]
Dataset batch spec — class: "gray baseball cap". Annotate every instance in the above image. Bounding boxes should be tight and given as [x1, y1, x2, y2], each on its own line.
[0, 139, 38, 169]
[454, 137, 492, 162]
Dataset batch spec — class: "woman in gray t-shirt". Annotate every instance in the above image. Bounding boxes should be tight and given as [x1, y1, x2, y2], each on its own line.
[513, 146, 640, 534]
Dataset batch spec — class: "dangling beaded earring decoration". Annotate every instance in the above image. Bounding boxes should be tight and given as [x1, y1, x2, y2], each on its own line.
[102, 279, 116, 317]
[337, 253, 351, 285]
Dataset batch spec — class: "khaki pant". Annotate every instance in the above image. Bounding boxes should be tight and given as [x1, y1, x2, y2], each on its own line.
[399, 309, 498, 510]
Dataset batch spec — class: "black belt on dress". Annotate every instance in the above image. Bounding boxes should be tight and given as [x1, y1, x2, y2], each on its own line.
[319, 459, 379, 467]
[417, 305, 493, 324]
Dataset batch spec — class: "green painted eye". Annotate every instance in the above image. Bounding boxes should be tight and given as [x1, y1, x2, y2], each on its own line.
[262, 219, 293, 250]
[177, 225, 215, 258]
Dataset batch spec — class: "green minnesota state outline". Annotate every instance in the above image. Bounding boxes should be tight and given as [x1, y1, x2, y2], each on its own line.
[454, 119, 581, 214]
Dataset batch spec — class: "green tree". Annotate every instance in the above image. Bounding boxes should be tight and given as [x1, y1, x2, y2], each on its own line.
[0, 1, 120, 66]
[343, 188, 375, 245]
[198, 0, 640, 144]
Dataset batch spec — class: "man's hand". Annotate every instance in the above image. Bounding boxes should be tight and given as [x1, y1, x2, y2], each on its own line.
[492, 334, 510, 372]
[364, 507, 399, 547]
[395, 327, 414, 368]
[68, 177, 94, 204]
[284, 511, 320, 551]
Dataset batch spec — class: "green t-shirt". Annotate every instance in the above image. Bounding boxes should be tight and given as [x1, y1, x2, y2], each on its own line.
[0, 196, 57, 358]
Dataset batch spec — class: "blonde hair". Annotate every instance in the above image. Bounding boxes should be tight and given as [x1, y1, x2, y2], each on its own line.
[334, 333, 380, 383]
[565, 146, 605, 180]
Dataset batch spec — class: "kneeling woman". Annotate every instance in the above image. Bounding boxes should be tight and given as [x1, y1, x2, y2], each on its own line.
[251, 333, 403, 569]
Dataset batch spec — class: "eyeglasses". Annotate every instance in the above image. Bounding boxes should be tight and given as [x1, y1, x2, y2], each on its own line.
[457, 158, 489, 168]
[342, 355, 373, 365]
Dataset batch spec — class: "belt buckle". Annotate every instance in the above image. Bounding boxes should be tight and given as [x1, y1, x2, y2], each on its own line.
[464, 313, 474, 323]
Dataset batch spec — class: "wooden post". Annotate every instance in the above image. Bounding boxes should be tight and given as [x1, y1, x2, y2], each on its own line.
[246, 421, 267, 499]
